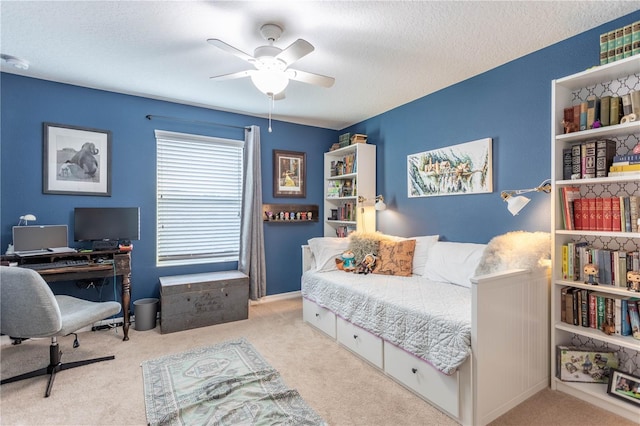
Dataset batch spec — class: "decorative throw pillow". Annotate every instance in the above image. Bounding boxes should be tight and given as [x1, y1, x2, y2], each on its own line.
[308, 237, 350, 272]
[373, 239, 416, 277]
[348, 231, 394, 264]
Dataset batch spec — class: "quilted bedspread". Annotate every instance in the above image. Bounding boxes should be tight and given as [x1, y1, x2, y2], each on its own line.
[301, 270, 472, 375]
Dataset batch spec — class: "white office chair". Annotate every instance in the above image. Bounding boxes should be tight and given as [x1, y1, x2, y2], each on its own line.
[0, 266, 121, 397]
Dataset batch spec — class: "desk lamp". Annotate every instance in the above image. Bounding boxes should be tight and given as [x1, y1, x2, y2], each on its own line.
[17, 214, 37, 226]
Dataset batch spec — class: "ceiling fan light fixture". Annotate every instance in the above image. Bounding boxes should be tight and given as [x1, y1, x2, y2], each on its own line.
[251, 70, 289, 96]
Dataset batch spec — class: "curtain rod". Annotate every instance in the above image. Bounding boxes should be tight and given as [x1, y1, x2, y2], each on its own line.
[145, 114, 251, 131]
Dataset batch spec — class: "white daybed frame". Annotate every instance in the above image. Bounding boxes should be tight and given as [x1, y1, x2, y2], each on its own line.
[301, 245, 550, 426]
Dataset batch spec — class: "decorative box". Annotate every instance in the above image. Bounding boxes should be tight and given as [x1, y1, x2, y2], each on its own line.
[556, 345, 618, 383]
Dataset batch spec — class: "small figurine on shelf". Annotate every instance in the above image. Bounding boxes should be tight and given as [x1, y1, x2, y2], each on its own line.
[296, 212, 301, 220]
[584, 263, 599, 285]
[308, 211, 313, 220]
[301, 212, 307, 220]
[591, 120, 601, 129]
[627, 271, 640, 292]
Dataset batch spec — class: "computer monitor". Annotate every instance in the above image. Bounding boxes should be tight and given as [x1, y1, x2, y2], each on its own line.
[74, 207, 140, 242]
[12, 225, 69, 252]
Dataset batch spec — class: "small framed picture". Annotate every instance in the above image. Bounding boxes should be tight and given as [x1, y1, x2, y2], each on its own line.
[43, 122, 112, 196]
[607, 368, 640, 407]
[273, 149, 306, 198]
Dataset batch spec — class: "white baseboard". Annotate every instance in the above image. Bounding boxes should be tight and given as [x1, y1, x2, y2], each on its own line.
[250, 290, 301, 305]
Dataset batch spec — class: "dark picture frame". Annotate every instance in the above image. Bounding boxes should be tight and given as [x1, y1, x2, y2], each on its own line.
[607, 368, 640, 407]
[43, 122, 112, 196]
[273, 149, 306, 198]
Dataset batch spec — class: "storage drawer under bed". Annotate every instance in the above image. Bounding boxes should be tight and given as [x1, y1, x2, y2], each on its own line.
[337, 317, 383, 368]
[302, 298, 336, 338]
[384, 342, 460, 418]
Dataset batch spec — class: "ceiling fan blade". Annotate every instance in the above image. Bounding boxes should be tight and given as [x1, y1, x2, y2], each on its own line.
[209, 70, 255, 81]
[275, 39, 314, 66]
[207, 39, 255, 63]
[288, 69, 335, 88]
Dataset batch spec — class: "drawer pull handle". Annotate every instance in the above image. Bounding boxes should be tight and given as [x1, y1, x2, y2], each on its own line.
[411, 368, 418, 374]
[353, 334, 358, 339]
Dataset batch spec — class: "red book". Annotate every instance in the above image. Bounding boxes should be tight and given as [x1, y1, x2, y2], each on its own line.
[612, 197, 622, 232]
[588, 198, 597, 231]
[582, 198, 591, 230]
[574, 198, 583, 230]
[562, 187, 580, 230]
[602, 197, 613, 231]
[589, 292, 597, 329]
[596, 197, 604, 231]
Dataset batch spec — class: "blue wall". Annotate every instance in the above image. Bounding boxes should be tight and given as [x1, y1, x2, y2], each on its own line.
[0, 76, 334, 303]
[345, 10, 640, 243]
[2, 10, 638, 304]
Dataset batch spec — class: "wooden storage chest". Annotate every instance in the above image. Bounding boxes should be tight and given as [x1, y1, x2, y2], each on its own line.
[159, 270, 249, 334]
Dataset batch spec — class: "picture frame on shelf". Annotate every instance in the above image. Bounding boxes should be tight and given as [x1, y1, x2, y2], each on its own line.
[607, 369, 640, 407]
[273, 149, 306, 198]
[43, 122, 112, 196]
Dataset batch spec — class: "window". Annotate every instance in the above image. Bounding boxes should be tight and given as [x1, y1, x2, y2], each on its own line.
[155, 130, 244, 266]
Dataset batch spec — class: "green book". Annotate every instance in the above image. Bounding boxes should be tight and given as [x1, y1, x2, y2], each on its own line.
[633, 21, 640, 56]
[610, 96, 621, 125]
[623, 24, 633, 58]
[615, 27, 625, 61]
[607, 30, 617, 63]
[600, 32, 609, 65]
[600, 96, 611, 127]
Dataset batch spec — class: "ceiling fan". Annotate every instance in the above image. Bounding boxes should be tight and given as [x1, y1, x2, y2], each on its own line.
[207, 23, 335, 100]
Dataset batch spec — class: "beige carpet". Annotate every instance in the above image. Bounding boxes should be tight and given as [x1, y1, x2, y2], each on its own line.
[0, 297, 634, 425]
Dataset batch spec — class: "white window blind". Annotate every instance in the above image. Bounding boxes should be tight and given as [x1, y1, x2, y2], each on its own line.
[155, 130, 244, 266]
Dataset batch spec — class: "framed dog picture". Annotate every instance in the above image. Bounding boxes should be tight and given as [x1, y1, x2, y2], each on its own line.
[43, 122, 112, 196]
[273, 149, 306, 198]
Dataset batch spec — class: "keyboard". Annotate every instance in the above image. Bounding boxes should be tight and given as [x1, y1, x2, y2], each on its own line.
[20, 259, 91, 270]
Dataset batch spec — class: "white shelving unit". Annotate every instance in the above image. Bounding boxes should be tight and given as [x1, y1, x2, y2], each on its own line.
[323, 143, 376, 237]
[550, 55, 640, 422]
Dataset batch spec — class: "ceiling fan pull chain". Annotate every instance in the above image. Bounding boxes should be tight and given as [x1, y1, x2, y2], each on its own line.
[268, 94, 274, 132]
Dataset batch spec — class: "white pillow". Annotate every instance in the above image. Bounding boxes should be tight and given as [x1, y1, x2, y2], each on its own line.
[307, 237, 350, 272]
[411, 235, 440, 276]
[423, 241, 487, 287]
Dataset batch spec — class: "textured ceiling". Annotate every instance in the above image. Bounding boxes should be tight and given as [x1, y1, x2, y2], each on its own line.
[1, 1, 638, 130]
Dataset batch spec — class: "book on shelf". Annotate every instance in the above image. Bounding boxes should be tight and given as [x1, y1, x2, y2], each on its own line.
[631, 90, 640, 116]
[586, 96, 600, 129]
[628, 299, 640, 340]
[581, 142, 596, 179]
[562, 148, 572, 180]
[599, 96, 611, 126]
[602, 197, 613, 231]
[623, 24, 633, 59]
[607, 29, 617, 63]
[579, 101, 588, 131]
[615, 27, 625, 61]
[633, 20, 640, 56]
[573, 198, 584, 230]
[560, 187, 580, 230]
[612, 153, 640, 164]
[610, 96, 621, 125]
[621, 299, 631, 336]
[630, 195, 639, 233]
[595, 139, 616, 178]
[600, 32, 609, 65]
[571, 144, 581, 179]
[621, 93, 633, 116]
[612, 197, 622, 232]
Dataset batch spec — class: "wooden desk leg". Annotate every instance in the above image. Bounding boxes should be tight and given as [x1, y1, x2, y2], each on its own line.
[122, 273, 131, 341]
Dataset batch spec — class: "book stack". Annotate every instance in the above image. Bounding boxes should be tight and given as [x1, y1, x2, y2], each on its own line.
[600, 20, 640, 65]
[608, 153, 640, 176]
[561, 90, 639, 134]
[568, 195, 640, 232]
[350, 134, 367, 144]
[559, 286, 640, 340]
[565, 139, 616, 179]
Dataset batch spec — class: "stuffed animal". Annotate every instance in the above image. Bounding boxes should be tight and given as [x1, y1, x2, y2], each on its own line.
[341, 250, 356, 271]
[355, 253, 377, 274]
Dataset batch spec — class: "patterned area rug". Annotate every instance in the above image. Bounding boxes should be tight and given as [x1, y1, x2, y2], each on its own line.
[141, 338, 326, 426]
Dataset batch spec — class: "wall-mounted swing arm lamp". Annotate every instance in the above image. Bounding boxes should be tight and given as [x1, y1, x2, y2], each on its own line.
[500, 179, 551, 216]
[358, 195, 387, 211]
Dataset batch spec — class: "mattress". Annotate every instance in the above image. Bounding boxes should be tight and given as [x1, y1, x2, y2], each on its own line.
[301, 270, 471, 375]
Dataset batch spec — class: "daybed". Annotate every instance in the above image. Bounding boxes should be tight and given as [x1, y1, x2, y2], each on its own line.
[301, 232, 551, 426]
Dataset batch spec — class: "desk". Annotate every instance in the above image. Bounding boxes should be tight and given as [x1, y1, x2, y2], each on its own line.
[3, 250, 132, 341]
